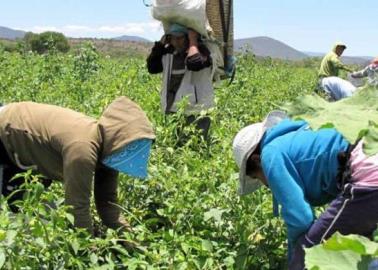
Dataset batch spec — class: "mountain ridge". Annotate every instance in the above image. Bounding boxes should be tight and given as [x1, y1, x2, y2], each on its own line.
[0, 26, 26, 40]
[0, 25, 372, 64]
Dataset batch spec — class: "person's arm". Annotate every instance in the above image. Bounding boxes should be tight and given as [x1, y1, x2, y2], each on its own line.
[351, 66, 369, 78]
[94, 165, 130, 231]
[331, 54, 353, 72]
[261, 145, 314, 259]
[186, 30, 212, 71]
[62, 141, 98, 234]
[146, 36, 170, 74]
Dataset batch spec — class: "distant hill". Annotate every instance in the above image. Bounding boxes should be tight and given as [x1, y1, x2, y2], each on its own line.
[340, 56, 371, 66]
[305, 51, 372, 66]
[234, 36, 308, 61]
[0, 26, 25, 40]
[112, 35, 151, 43]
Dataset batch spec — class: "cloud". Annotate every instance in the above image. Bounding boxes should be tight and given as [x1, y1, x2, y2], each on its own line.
[22, 21, 163, 39]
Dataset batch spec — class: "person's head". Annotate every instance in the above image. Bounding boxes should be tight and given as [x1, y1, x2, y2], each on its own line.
[372, 57, 378, 65]
[246, 147, 268, 186]
[232, 111, 288, 195]
[167, 23, 188, 52]
[102, 138, 153, 179]
[333, 42, 347, 57]
[98, 96, 155, 179]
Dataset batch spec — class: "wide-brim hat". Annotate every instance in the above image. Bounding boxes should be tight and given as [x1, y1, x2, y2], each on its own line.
[232, 110, 288, 195]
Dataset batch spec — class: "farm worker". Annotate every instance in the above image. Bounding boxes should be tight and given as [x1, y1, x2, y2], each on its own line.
[0, 97, 155, 234]
[232, 111, 378, 269]
[351, 56, 378, 87]
[318, 42, 356, 101]
[147, 23, 214, 141]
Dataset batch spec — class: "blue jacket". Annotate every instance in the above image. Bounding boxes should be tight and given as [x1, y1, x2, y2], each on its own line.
[260, 119, 349, 256]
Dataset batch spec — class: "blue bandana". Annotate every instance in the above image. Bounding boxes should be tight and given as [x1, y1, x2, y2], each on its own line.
[102, 138, 152, 179]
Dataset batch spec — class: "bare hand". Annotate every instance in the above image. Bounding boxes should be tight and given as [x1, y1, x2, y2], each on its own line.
[160, 34, 169, 45]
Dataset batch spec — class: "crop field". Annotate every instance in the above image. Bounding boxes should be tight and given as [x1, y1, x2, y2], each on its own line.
[0, 44, 318, 269]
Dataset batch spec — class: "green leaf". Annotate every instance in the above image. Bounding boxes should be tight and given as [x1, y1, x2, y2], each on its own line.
[65, 213, 74, 225]
[0, 248, 5, 268]
[201, 240, 213, 252]
[71, 239, 80, 255]
[319, 122, 335, 129]
[305, 244, 370, 270]
[90, 253, 98, 265]
[0, 230, 6, 241]
[181, 242, 190, 254]
[5, 230, 17, 246]
[324, 232, 378, 255]
[204, 208, 225, 223]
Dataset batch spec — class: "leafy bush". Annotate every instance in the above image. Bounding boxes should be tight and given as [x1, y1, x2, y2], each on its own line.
[73, 42, 101, 81]
[23, 31, 70, 54]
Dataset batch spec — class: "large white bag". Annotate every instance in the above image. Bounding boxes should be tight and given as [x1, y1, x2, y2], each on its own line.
[151, 0, 210, 37]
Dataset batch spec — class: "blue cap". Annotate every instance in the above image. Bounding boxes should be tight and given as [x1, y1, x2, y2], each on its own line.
[102, 138, 152, 179]
[168, 23, 188, 36]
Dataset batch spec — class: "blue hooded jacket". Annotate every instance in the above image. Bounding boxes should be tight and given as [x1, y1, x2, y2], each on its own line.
[260, 119, 349, 256]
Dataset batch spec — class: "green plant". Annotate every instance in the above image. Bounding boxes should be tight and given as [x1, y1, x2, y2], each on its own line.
[305, 232, 378, 270]
[23, 31, 70, 54]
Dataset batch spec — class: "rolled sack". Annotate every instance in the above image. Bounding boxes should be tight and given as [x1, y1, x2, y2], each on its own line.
[151, 0, 211, 37]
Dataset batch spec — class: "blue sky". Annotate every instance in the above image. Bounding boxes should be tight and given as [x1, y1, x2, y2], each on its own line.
[1, 0, 377, 56]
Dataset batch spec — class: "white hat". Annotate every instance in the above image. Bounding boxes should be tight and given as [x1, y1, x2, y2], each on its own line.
[232, 110, 288, 195]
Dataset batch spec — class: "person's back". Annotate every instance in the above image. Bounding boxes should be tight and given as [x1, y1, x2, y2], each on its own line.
[261, 120, 349, 205]
[0, 102, 99, 180]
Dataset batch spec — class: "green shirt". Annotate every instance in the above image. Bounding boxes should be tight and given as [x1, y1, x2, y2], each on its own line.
[318, 44, 352, 78]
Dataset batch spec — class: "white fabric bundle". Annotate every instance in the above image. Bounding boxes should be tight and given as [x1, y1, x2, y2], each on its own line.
[320, 76, 357, 101]
[151, 0, 210, 37]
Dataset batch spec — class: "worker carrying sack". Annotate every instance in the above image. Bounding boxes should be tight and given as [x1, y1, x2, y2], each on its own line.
[147, 0, 235, 81]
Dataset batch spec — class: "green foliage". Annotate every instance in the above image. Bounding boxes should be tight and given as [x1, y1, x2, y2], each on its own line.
[23, 31, 70, 54]
[73, 42, 101, 81]
[0, 39, 18, 53]
[0, 50, 317, 269]
[305, 232, 378, 270]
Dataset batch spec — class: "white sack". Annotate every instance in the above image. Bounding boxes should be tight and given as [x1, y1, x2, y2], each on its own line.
[151, 0, 210, 37]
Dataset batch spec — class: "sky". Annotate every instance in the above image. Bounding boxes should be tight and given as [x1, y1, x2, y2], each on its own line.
[1, 0, 377, 56]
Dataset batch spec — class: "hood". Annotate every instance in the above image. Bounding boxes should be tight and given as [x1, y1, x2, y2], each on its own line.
[332, 42, 347, 53]
[98, 96, 155, 159]
[261, 119, 309, 146]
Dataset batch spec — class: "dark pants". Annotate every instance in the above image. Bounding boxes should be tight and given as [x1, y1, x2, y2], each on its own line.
[290, 183, 378, 270]
[0, 139, 52, 212]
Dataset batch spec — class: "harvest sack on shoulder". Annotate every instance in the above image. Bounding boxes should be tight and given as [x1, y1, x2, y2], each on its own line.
[151, 0, 210, 37]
